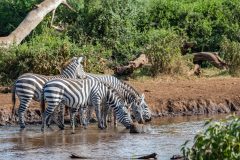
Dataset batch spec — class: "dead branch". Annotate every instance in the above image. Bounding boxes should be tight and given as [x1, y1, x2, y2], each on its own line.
[192, 52, 228, 75]
[0, 0, 75, 48]
[50, 9, 65, 31]
[115, 54, 150, 75]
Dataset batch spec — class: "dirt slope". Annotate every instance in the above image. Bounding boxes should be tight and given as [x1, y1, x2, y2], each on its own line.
[130, 77, 240, 116]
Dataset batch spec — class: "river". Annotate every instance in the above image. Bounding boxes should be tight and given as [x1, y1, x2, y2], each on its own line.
[0, 114, 228, 160]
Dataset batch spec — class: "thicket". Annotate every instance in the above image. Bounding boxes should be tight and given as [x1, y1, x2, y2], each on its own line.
[1, 0, 240, 84]
[181, 116, 240, 160]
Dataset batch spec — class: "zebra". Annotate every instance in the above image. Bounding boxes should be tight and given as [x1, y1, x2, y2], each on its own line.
[40, 78, 133, 133]
[83, 74, 152, 124]
[12, 57, 86, 129]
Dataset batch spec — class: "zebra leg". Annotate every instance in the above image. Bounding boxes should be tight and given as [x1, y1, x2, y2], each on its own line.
[114, 112, 117, 127]
[86, 105, 94, 124]
[53, 103, 65, 130]
[41, 104, 59, 132]
[41, 111, 51, 132]
[102, 105, 109, 129]
[79, 107, 88, 129]
[107, 108, 113, 123]
[93, 102, 103, 129]
[70, 108, 77, 134]
[18, 98, 32, 129]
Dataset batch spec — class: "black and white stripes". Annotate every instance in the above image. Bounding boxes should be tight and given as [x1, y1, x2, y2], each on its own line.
[12, 57, 85, 129]
[85, 74, 152, 123]
[41, 78, 133, 132]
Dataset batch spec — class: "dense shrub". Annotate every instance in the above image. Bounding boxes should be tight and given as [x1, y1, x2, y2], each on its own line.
[220, 37, 240, 76]
[147, 0, 240, 51]
[1, 0, 240, 83]
[0, 28, 111, 85]
[67, 0, 146, 63]
[181, 116, 240, 160]
[144, 29, 189, 76]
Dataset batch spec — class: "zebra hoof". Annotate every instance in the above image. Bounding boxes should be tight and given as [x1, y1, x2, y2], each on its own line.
[20, 125, 25, 129]
[58, 125, 64, 130]
[98, 124, 104, 130]
[145, 117, 152, 122]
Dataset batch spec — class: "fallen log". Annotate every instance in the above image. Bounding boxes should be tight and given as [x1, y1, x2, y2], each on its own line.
[115, 54, 150, 75]
[192, 52, 228, 75]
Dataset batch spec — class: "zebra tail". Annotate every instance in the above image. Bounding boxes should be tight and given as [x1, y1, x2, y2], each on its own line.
[11, 83, 16, 120]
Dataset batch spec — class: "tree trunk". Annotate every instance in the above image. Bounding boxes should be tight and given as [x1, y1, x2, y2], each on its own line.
[115, 54, 150, 75]
[0, 0, 74, 48]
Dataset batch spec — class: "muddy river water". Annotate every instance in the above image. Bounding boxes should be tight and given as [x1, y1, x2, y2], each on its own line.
[0, 114, 228, 160]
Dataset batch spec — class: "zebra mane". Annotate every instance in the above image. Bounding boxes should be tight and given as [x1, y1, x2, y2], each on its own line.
[99, 80, 125, 100]
[119, 80, 140, 97]
[61, 57, 76, 71]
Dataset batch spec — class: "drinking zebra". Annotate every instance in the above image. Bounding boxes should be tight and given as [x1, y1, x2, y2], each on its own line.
[40, 78, 133, 133]
[12, 57, 86, 129]
[84, 74, 152, 124]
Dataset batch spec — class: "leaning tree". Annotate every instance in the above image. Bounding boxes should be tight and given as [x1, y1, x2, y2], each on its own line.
[0, 0, 75, 48]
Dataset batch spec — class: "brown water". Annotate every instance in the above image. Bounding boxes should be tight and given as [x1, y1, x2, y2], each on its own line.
[0, 114, 228, 160]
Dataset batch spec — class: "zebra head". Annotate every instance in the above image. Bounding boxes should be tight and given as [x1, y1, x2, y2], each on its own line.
[139, 94, 152, 122]
[62, 56, 87, 79]
[131, 99, 144, 124]
[116, 101, 133, 129]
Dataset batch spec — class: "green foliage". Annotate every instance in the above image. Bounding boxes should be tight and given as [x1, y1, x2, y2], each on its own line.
[147, 0, 240, 51]
[68, 0, 146, 63]
[181, 116, 240, 160]
[1, 0, 240, 83]
[220, 37, 240, 76]
[0, 28, 111, 84]
[144, 29, 189, 76]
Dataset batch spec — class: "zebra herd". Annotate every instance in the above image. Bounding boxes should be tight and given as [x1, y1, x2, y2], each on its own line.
[12, 56, 152, 132]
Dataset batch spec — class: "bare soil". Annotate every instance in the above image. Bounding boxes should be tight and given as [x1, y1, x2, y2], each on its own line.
[0, 77, 240, 125]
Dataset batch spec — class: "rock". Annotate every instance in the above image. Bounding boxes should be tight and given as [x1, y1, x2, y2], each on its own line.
[130, 123, 149, 133]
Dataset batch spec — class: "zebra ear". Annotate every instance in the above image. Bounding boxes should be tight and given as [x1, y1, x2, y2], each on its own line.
[140, 93, 145, 105]
[141, 93, 145, 99]
[78, 57, 84, 63]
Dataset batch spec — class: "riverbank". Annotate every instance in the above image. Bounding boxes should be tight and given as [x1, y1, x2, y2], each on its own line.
[0, 77, 240, 125]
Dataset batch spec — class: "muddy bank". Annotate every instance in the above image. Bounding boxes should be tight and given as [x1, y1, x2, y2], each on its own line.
[1, 77, 240, 125]
[1, 97, 239, 126]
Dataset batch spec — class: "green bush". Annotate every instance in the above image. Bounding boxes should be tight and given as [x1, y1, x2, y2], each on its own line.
[220, 37, 240, 76]
[1, 0, 240, 81]
[181, 116, 240, 160]
[147, 0, 240, 51]
[144, 29, 189, 76]
[68, 0, 146, 63]
[0, 28, 111, 85]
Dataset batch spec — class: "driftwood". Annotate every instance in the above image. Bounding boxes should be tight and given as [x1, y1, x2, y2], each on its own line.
[170, 155, 184, 160]
[70, 153, 157, 159]
[0, 0, 75, 48]
[115, 54, 149, 75]
[137, 153, 157, 159]
[192, 52, 228, 75]
[70, 153, 91, 159]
